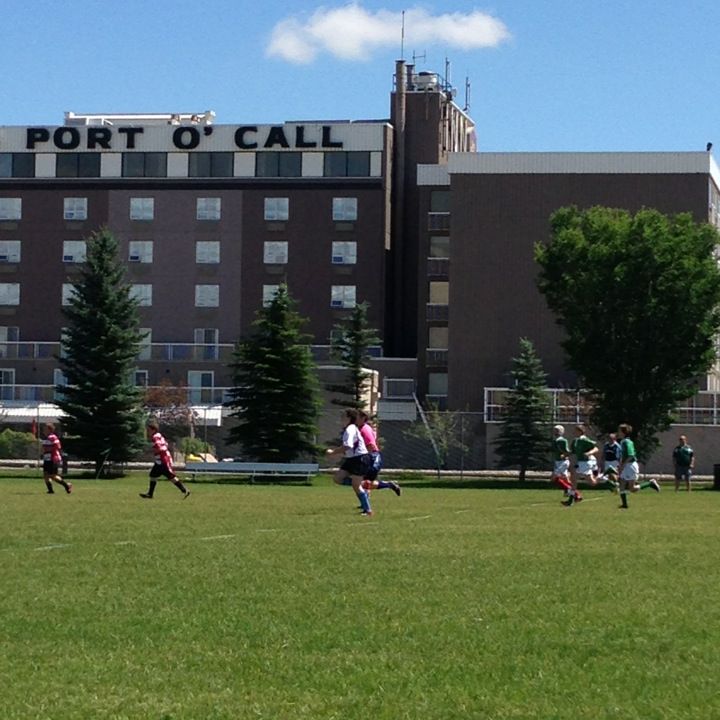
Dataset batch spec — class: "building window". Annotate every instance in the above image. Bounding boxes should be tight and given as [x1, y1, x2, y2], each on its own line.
[383, 378, 415, 399]
[427, 372, 448, 396]
[0, 153, 35, 178]
[256, 152, 302, 178]
[0, 326, 19, 359]
[128, 241, 153, 263]
[0, 368, 16, 400]
[428, 326, 449, 349]
[138, 328, 152, 360]
[63, 197, 88, 221]
[331, 241, 357, 265]
[130, 197, 154, 221]
[324, 152, 370, 177]
[189, 153, 233, 177]
[264, 197, 289, 221]
[263, 284, 280, 306]
[264, 241, 288, 264]
[0, 241, 20, 263]
[429, 281, 449, 304]
[122, 153, 167, 178]
[196, 241, 220, 264]
[196, 197, 221, 221]
[330, 285, 356, 309]
[61, 283, 75, 306]
[133, 369, 149, 387]
[56, 153, 101, 178]
[0, 198, 22, 221]
[62, 241, 86, 263]
[332, 197, 358, 221]
[429, 236, 450, 258]
[430, 190, 450, 212]
[195, 284, 219, 307]
[194, 328, 219, 360]
[130, 284, 152, 306]
[188, 370, 214, 403]
[0, 284, 20, 306]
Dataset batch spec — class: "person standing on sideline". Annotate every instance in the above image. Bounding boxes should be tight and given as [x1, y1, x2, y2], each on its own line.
[328, 408, 374, 516]
[139, 421, 190, 499]
[617, 423, 660, 509]
[552, 424, 580, 506]
[357, 410, 401, 496]
[672, 434, 694, 492]
[42, 423, 72, 494]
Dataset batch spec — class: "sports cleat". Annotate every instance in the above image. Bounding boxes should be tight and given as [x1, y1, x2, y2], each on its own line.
[139, 493, 153, 499]
[649, 478, 661, 493]
[183, 490, 191, 500]
[46, 489, 55, 494]
[390, 481, 401, 497]
[574, 495, 583, 503]
[361, 510, 373, 517]
[65, 482, 73, 494]
[561, 499, 573, 506]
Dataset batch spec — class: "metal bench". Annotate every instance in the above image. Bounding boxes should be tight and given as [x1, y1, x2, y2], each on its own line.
[184, 461, 319, 484]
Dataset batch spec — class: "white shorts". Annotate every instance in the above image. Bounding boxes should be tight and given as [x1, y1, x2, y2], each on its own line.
[553, 459, 570, 478]
[575, 457, 598, 477]
[620, 461, 639, 482]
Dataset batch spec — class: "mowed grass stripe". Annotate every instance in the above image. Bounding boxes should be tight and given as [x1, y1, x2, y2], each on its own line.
[0, 475, 718, 719]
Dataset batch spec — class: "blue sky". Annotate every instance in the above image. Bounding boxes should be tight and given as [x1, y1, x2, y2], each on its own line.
[2, 0, 718, 152]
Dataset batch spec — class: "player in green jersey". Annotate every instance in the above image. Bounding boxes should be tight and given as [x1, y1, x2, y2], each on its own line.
[617, 423, 660, 509]
[552, 425, 579, 505]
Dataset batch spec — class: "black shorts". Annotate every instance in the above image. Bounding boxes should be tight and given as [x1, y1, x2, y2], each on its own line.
[340, 454, 372, 477]
[150, 462, 176, 480]
[43, 460, 60, 475]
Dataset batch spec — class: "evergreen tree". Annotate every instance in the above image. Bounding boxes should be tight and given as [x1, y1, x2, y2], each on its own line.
[57, 228, 146, 474]
[536, 206, 720, 459]
[225, 284, 321, 461]
[327, 302, 380, 409]
[495, 338, 552, 481]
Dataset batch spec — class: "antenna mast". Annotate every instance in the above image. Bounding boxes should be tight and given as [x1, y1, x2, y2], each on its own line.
[400, 10, 405, 59]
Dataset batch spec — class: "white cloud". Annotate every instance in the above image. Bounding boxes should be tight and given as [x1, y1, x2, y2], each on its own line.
[266, 4, 511, 64]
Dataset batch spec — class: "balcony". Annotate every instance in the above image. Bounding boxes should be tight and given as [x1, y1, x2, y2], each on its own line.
[426, 304, 449, 321]
[427, 212, 450, 231]
[426, 349, 448, 367]
[427, 257, 449, 277]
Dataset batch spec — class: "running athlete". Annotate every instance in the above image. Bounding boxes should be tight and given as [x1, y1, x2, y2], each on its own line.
[552, 424, 581, 506]
[571, 424, 601, 489]
[357, 410, 400, 497]
[42, 423, 72, 494]
[617, 423, 660, 509]
[139, 421, 190, 499]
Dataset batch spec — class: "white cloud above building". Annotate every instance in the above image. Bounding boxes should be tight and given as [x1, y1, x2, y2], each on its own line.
[266, 3, 511, 64]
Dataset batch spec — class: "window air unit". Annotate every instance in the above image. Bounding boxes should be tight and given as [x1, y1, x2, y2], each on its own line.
[0, 255, 8, 262]
[330, 300, 344, 308]
[129, 254, 141, 262]
[331, 255, 345, 264]
[63, 255, 74, 262]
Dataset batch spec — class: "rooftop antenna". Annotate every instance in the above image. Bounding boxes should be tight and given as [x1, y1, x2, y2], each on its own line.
[412, 50, 426, 66]
[445, 57, 451, 91]
[464, 76, 471, 113]
[400, 10, 405, 59]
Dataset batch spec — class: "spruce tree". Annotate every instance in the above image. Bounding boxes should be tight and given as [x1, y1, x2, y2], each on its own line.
[225, 284, 321, 461]
[327, 302, 380, 409]
[57, 228, 146, 474]
[495, 338, 552, 481]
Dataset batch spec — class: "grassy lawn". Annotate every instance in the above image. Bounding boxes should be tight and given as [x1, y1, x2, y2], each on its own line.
[1, 471, 719, 719]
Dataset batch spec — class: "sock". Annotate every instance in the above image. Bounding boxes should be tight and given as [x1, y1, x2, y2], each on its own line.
[620, 490, 628, 508]
[555, 476, 572, 492]
[146, 480, 157, 497]
[376, 480, 393, 490]
[58, 479, 70, 491]
[638, 480, 652, 490]
[358, 488, 371, 513]
[174, 479, 188, 493]
[45, 480, 54, 493]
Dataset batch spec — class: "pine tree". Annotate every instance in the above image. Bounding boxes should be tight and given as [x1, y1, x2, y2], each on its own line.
[225, 284, 321, 461]
[327, 302, 380, 409]
[495, 338, 552, 481]
[57, 228, 146, 475]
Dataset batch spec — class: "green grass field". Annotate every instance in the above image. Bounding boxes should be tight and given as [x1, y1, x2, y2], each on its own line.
[1, 472, 719, 719]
